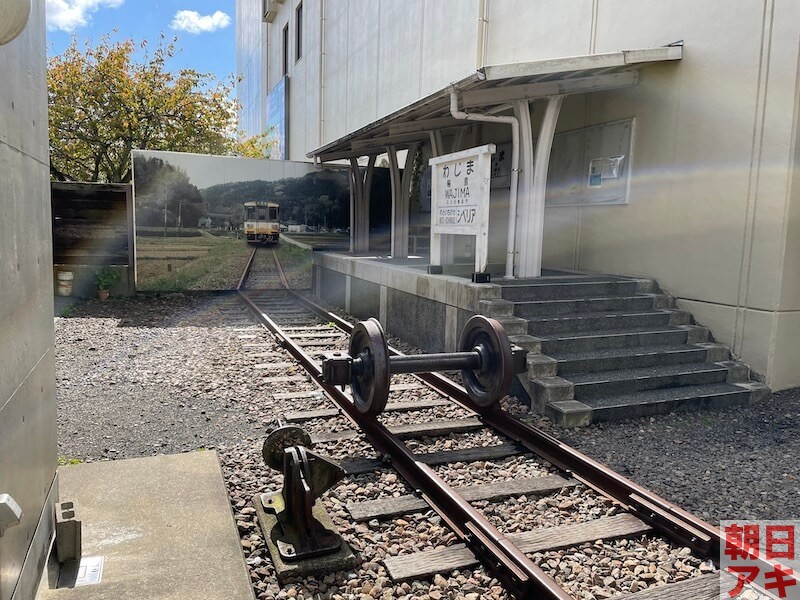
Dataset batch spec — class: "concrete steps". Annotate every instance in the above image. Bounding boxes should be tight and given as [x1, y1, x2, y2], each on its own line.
[501, 279, 640, 301]
[526, 309, 687, 335]
[513, 294, 664, 318]
[539, 325, 705, 354]
[551, 343, 727, 375]
[487, 274, 770, 426]
[569, 382, 759, 423]
[569, 361, 738, 399]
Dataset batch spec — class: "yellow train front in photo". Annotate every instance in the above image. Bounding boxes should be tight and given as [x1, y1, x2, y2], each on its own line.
[243, 201, 280, 244]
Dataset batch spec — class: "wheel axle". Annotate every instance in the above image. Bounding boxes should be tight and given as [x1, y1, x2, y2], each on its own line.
[322, 316, 526, 415]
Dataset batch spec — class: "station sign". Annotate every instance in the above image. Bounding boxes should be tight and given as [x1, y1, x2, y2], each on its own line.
[428, 144, 495, 273]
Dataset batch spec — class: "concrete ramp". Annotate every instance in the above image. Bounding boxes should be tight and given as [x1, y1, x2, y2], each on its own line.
[37, 451, 254, 600]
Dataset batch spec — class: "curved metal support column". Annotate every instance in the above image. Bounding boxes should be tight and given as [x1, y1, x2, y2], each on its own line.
[514, 100, 535, 278]
[387, 144, 419, 258]
[362, 155, 375, 253]
[386, 147, 402, 257]
[518, 95, 564, 278]
[348, 156, 375, 252]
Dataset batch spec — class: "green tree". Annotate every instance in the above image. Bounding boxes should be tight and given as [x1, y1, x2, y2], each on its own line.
[133, 156, 206, 227]
[48, 35, 269, 183]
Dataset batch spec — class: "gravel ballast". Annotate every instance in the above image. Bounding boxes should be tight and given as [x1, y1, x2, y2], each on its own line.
[55, 294, 799, 599]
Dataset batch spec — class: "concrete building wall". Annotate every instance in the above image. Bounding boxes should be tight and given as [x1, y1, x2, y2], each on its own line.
[249, 0, 479, 160]
[0, 3, 58, 599]
[236, 0, 267, 138]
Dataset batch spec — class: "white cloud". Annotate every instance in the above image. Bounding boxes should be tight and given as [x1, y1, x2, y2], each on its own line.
[46, 0, 124, 32]
[170, 10, 231, 34]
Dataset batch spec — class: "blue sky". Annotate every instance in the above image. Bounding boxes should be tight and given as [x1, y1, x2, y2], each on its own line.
[46, 0, 236, 84]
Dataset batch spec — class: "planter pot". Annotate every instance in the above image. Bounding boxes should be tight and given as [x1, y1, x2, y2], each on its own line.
[56, 270, 74, 297]
[97, 289, 110, 301]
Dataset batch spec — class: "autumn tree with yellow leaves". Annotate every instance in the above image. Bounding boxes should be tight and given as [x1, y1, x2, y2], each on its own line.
[48, 35, 268, 182]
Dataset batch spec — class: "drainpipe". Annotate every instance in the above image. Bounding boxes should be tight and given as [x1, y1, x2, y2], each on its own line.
[449, 89, 519, 279]
[318, 0, 326, 148]
[475, 0, 488, 69]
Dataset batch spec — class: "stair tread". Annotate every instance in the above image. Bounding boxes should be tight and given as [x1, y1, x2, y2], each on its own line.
[528, 310, 668, 322]
[567, 362, 727, 385]
[540, 325, 685, 341]
[551, 344, 705, 362]
[581, 382, 748, 409]
[515, 294, 653, 305]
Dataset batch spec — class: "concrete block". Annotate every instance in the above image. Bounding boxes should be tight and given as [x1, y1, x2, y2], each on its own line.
[457, 282, 501, 312]
[546, 400, 593, 428]
[527, 354, 558, 379]
[508, 334, 542, 354]
[717, 360, 750, 383]
[530, 376, 574, 414]
[634, 278, 658, 293]
[679, 325, 709, 344]
[649, 293, 675, 309]
[493, 316, 528, 336]
[696, 342, 730, 362]
[477, 298, 514, 317]
[254, 494, 357, 582]
[666, 310, 691, 326]
[735, 381, 771, 403]
[54, 501, 81, 564]
[417, 273, 448, 303]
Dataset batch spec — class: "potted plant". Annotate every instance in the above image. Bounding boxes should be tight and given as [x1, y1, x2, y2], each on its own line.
[95, 267, 120, 300]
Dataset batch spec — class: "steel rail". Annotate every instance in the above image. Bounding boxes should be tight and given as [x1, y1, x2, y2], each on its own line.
[271, 249, 291, 289]
[237, 246, 258, 291]
[237, 290, 569, 600]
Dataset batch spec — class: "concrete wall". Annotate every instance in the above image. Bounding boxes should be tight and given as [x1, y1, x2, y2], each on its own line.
[0, 3, 58, 599]
[313, 253, 501, 353]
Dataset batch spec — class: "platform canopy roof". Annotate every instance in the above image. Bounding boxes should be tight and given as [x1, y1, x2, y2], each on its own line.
[308, 46, 682, 162]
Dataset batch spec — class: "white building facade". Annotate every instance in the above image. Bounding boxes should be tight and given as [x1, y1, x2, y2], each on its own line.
[237, 0, 800, 391]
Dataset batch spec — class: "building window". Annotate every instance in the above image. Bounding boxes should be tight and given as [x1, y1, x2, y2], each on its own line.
[282, 24, 289, 75]
[295, 2, 303, 61]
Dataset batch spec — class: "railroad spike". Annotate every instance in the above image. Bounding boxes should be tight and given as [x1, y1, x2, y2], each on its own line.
[322, 316, 526, 416]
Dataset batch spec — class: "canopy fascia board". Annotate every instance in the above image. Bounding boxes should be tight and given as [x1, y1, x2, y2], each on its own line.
[481, 46, 682, 81]
[460, 71, 639, 108]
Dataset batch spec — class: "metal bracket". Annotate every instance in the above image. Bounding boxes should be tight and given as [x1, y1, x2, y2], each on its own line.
[261, 434, 346, 561]
[0, 493, 22, 537]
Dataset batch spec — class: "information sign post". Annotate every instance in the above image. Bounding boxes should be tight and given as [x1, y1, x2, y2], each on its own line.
[428, 144, 495, 278]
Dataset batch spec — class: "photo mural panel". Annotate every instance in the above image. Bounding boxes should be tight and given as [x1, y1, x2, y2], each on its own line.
[131, 150, 350, 291]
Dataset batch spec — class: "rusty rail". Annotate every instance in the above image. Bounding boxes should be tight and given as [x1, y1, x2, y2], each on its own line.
[236, 246, 258, 291]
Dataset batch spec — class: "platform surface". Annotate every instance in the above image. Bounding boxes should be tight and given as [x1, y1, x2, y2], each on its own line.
[37, 451, 254, 600]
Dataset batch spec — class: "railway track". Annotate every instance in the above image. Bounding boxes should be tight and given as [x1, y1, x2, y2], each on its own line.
[231, 247, 766, 600]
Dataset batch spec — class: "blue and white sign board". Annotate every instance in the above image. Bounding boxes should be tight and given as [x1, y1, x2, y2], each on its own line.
[428, 144, 495, 273]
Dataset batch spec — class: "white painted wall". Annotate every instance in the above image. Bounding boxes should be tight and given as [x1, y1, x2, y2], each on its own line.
[252, 0, 478, 160]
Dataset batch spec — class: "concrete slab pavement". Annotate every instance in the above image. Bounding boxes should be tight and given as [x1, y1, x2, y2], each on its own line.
[37, 451, 254, 600]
